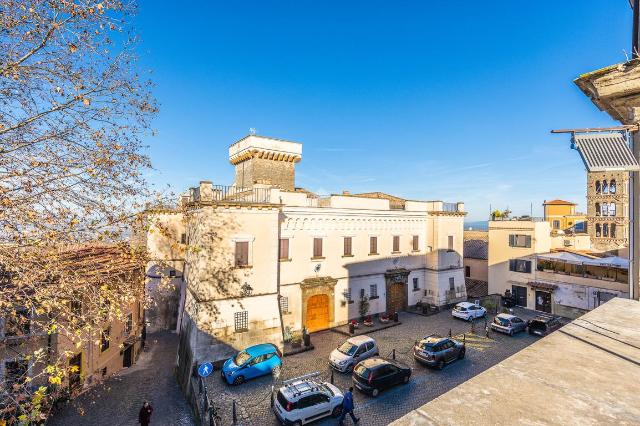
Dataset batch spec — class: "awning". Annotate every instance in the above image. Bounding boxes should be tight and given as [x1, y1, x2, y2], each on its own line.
[528, 281, 558, 291]
[572, 132, 640, 172]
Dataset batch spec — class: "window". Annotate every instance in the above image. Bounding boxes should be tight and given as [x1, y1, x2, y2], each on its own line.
[447, 235, 454, 252]
[412, 277, 419, 291]
[595, 202, 601, 216]
[279, 238, 289, 260]
[509, 234, 532, 248]
[234, 311, 248, 333]
[449, 277, 455, 291]
[509, 259, 532, 273]
[344, 289, 353, 303]
[611, 223, 617, 238]
[412, 235, 419, 251]
[360, 288, 365, 299]
[552, 220, 560, 230]
[343, 237, 353, 256]
[369, 236, 378, 254]
[595, 180, 601, 193]
[392, 236, 400, 253]
[596, 223, 602, 237]
[610, 179, 617, 194]
[609, 203, 616, 217]
[602, 180, 609, 194]
[279, 296, 289, 314]
[180, 233, 187, 244]
[169, 269, 176, 278]
[465, 266, 471, 277]
[100, 327, 110, 352]
[601, 202, 609, 217]
[235, 241, 249, 267]
[4, 360, 28, 391]
[313, 238, 323, 258]
[370, 284, 378, 299]
[575, 221, 586, 232]
[124, 313, 133, 336]
[603, 223, 609, 237]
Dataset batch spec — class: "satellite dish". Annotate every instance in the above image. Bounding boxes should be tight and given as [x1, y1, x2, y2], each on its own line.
[314, 264, 322, 273]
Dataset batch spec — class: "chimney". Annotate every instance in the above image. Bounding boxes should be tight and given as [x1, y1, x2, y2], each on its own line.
[199, 181, 213, 202]
[342, 190, 351, 195]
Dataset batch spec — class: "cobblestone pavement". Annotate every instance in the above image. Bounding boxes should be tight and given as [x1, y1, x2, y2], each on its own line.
[205, 308, 555, 426]
[48, 331, 195, 426]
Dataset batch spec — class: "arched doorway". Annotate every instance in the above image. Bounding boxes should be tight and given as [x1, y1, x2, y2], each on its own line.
[306, 294, 330, 332]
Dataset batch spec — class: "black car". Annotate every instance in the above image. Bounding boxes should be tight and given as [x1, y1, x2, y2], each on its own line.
[352, 357, 411, 397]
[413, 335, 465, 369]
[528, 315, 562, 336]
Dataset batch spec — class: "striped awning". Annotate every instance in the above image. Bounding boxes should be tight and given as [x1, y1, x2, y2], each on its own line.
[572, 132, 640, 172]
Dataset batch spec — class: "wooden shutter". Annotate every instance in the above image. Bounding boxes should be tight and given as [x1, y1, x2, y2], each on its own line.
[370, 236, 377, 254]
[344, 237, 352, 256]
[413, 235, 419, 251]
[393, 236, 400, 252]
[509, 235, 515, 247]
[279, 238, 289, 260]
[235, 241, 249, 266]
[509, 259, 516, 271]
[313, 238, 323, 258]
[525, 260, 532, 273]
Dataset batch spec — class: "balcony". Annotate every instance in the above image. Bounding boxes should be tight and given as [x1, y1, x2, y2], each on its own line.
[190, 184, 275, 206]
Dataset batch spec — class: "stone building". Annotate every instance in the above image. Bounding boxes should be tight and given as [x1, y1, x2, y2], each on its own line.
[463, 231, 488, 298]
[586, 171, 629, 253]
[165, 135, 466, 393]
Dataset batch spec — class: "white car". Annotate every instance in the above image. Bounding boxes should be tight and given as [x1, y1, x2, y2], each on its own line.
[328, 335, 378, 373]
[273, 375, 343, 425]
[452, 302, 486, 321]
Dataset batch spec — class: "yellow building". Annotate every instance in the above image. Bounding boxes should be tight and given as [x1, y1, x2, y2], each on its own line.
[543, 199, 587, 233]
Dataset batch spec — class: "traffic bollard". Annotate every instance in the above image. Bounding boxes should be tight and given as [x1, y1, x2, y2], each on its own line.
[330, 369, 334, 384]
[232, 399, 237, 424]
[392, 349, 396, 360]
[270, 386, 274, 407]
[449, 328, 452, 337]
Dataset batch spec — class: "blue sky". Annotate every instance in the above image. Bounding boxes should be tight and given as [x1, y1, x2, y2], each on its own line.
[135, 1, 632, 220]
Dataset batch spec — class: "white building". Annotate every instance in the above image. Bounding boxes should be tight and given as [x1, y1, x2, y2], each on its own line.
[150, 135, 466, 374]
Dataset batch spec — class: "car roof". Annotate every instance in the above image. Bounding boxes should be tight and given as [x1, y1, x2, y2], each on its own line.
[359, 357, 408, 369]
[279, 380, 327, 400]
[347, 335, 375, 345]
[456, 302, 476, 307]
[420, 334, 446, 344]
[245, 343, 278, 357]
[496, 313, 517, 320]
[531, 315, 557, 323]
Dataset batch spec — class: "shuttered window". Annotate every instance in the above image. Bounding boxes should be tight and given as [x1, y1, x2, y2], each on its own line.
[412, 235, 419, 251]
[448, 235, 454, 251]
[235, 241, 249, 267]
[279, 238, 289, 260]
[393, 236, 400, 252]
[509, 259, 532, 273]
[369, 236, 378, 254]
[343, 237, 353, 256]
[313, 238, 323, 258]
[509, 235, 532, 248]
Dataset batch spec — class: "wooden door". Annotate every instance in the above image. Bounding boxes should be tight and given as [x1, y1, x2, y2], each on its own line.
[123, 345, 133, 368]
[306, 294, 330, 332]
[512, 285, 527, 307]
[388, 282, 405, 313]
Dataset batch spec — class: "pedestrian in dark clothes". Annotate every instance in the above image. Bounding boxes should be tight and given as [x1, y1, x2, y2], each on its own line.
[338, 387, 359, 425]
[139, 401, 153, 426]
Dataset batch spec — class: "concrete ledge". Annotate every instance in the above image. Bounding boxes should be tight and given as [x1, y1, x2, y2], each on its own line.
[331, 321, 402, 337]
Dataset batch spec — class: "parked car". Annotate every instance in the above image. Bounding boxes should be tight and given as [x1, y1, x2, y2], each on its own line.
[329, 335, 378, 373]
[528, 315, 562, 336]
[490, 313, 528, 336]
[452, 301, 486, 321]
[273, 376, 343, 425]
[221, 343, 282, 385]
[352, 357, 411, 397]
[413, 334, 465, 369]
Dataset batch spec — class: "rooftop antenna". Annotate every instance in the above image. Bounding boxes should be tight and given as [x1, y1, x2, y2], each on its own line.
[249, 127, 257, 135]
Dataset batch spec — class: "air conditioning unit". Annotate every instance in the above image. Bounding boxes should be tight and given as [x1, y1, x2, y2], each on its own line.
[563, 239, 573, 247]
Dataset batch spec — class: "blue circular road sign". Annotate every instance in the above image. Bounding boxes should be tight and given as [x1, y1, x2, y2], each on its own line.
[197, 362, 214, 378]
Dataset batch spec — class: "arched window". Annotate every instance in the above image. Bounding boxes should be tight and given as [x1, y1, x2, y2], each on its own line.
[595, 180, 601, 193]
[602, 180, 609, 194]
[611, 223, 617, 238]
[610, 179, 617, 194]
[603, 223, 609, 237]
[609, 202, 616, 217]
[595, 202, 601, 216]
[595, 223, 601, 237]
[602, 202, 609, 216]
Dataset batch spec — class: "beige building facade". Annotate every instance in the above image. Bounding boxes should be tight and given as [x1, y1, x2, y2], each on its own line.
[163, 135, 466, 384]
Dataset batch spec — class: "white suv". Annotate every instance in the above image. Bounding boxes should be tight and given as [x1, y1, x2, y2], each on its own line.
[329, 335, 379, 373]
[273, 376, 343, 425]
[452, 302, 486, 321]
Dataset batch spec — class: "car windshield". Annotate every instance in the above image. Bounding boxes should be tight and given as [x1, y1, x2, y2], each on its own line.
[337, 342, 358, 356]
[234, 350, 251, 366]
[320, 384, 334, 396]
[456, 306, 467, 312]
[419, 342, 436, 351]
[354, 364, 370, 379]
[494, 317, 510, 326]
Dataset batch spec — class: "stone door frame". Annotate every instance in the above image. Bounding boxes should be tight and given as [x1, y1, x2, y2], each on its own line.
[384, 268, 410, 312]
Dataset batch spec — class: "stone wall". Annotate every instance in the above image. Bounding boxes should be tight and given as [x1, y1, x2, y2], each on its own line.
[234, 157, 295, 190]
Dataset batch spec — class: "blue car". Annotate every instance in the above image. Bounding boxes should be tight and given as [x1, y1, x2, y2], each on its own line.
[221, 343, 282, 385]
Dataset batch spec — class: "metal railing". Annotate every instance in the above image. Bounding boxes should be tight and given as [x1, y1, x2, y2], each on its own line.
[442, 203, 459, 212]
[201, 185, 273, 205]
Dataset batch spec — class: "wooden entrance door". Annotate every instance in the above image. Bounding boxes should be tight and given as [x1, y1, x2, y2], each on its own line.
[535, 290, 552, 313]
[388, 282, 405, 313]
[512, 285, 527, 307]
[123, 345, 133, 368]
[306, 294, 330, 332]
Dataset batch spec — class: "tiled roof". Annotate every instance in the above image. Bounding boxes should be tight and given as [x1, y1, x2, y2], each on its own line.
[465, 279, 488, 298]
[572, 132, 640, 172]
[464, 239, 488, 260]
[543, 199, 576, 205]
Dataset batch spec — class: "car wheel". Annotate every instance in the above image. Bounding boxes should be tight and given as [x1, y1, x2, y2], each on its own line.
[403, 374, 410, 384]
[332, 406, 343, 418]
[346, 363, 354, 373]
[233, 375, 245, 385]
[371, 388, 379, 397]
[509, 329, 514, 337]
[458, 348, 465, 360]
[437, 359, 445, 370]
[293, 421, 302, 426]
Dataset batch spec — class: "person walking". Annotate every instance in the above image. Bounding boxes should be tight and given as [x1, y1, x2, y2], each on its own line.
[138, 401, 153, 426]
[338, 387, 359, 425]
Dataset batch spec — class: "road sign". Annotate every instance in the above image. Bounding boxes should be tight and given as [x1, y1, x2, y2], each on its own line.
[197, 362, 214, 378]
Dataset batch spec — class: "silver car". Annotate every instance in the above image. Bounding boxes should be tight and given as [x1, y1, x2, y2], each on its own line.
[490, 313, 527, 336]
